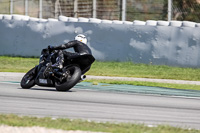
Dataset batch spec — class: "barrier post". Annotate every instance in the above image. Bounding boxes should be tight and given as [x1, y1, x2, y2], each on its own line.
[93, 0, 96, 18]
[74, 0, 78, 17]
[39, 0, 43, 18]
[10, 0, 13, 15]
[25, 0, 28, 16]
[168, 0, 172, 21]
[122, 0, 126, 21]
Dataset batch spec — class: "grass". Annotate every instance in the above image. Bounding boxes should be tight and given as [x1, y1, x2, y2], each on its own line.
[85, 79, 200, 91]
[0, 114, 199, 133]
[1, 56, 200, 81]
[87, 61, 200, 81]
[1, 56, 200, 132]
[0, 56, 38, 72]
[1, 56, 200, 90]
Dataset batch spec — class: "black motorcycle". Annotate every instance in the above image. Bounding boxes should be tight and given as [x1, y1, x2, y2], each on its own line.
[20, 48, 95, 91]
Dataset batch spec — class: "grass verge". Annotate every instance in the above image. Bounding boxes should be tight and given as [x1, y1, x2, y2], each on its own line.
[1, 56, 200, 90]
[87, 61, 200, 81]
[85, 79, 200, 91]
[0, 114, 199, 133]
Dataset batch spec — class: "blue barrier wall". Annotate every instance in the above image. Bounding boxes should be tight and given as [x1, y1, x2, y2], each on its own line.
[0, 14, 200, 67]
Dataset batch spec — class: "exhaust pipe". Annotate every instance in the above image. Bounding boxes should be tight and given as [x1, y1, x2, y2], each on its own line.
[80, 75, 86, 81]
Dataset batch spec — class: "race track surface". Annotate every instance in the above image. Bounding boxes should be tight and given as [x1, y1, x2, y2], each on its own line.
[0, 82, 200, 130]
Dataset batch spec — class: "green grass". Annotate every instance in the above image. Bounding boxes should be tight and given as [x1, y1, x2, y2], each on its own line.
[85, 79, 200, 91]
[87, 61, 200, 81]
[1, 56, 200, 90]
[0, 114, 199, 133]
[0, 56, 38, 72]
[1, 57, 200, 132]
[1, 56, 200, 81]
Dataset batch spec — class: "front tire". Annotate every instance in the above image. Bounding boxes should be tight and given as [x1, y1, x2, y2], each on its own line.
[55, 65, 81, 91]
[21, 67, 36, 89]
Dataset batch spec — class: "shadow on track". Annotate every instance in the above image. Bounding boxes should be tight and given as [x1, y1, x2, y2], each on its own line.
[17, 87, 74, 92]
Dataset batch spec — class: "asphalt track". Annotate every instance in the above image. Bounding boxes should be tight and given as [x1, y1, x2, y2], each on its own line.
[0, 82, 200, 130]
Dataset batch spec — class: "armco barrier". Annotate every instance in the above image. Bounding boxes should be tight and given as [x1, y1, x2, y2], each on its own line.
[0, 14, 200, 67]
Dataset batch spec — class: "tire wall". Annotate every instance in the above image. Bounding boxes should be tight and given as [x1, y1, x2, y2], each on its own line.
[1, 15, 200, 67]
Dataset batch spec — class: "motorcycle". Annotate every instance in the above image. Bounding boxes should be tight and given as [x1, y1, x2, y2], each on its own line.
[20, 48, 95, 91]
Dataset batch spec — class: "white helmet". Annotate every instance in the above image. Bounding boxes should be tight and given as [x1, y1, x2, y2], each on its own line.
[75, 34, 87, 44]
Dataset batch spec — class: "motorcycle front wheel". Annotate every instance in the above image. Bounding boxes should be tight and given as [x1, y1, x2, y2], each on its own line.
[21, 67, 36, 89]
[55, 65, 81, 91]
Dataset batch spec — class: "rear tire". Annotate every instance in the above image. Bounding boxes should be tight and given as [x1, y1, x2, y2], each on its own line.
[55, 65, 81, 91]
[21, 67, 36, 89]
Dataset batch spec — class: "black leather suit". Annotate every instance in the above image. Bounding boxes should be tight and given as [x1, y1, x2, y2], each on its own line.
[52, 40, 92, 57]
[50, 40, 92, 70]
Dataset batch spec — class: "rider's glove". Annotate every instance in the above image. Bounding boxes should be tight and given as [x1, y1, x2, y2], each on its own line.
[48, 45, 54, 50]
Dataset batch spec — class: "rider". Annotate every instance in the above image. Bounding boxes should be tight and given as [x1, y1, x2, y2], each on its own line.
[47, 34, 92, 71]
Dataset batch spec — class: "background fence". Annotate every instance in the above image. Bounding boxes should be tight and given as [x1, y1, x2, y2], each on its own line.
[0, 0, 200, 22]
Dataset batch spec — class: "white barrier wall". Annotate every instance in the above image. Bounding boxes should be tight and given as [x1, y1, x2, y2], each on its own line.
[1, 14, 200, 67]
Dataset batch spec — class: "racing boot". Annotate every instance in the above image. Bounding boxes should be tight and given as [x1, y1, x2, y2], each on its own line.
[51, 55, 64, 70]
[39, 55, 46, 64]
[51, 56, 64, 77]
[43, 63, 53, 78]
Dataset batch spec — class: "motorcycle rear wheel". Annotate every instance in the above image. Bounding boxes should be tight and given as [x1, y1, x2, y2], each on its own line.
[55, 65, 81, 91]
[21, 67, 36, 89]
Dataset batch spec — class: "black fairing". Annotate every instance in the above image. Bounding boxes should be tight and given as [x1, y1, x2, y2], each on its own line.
[34, 50, 95, 87]
[64, 54, 95, 74]
[35, 66, 55, 87]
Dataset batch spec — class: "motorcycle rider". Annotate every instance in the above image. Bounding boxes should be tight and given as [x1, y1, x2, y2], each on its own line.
[46, 34, 92, 74]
